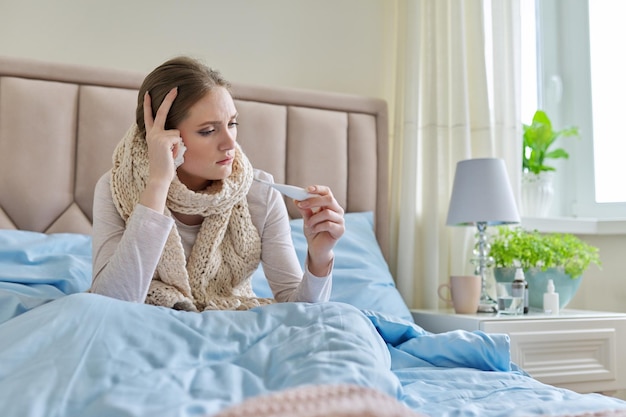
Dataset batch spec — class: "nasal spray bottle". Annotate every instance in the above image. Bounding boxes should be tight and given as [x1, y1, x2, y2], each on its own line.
[512, 268, 529, 314]
[543, 279, 560, 315]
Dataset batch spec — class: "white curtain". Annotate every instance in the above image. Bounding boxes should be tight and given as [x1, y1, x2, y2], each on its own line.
[389, 0, 522, 309]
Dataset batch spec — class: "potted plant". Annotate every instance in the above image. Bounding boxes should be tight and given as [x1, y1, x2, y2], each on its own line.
[489, 227, 601, 310]
[522, 110, 580, 217]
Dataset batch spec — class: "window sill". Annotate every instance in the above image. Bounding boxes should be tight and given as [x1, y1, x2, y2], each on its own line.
[521, 217, 626, 235]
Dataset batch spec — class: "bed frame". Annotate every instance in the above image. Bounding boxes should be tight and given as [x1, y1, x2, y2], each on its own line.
[0, 55, 390, 260]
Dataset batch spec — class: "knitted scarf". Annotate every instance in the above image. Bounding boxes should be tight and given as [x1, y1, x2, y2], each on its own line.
[110, 124, 274, 311]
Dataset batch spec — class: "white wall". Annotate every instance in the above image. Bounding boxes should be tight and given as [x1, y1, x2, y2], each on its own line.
[0, 0, 396, 104]
[568, 235, 626, 313]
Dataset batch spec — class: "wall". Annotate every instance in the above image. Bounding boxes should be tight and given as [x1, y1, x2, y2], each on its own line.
[568, 234, 626, 314]
[0, 0, 397, 104]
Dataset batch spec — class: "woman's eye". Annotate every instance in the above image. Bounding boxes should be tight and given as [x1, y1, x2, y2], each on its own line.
[199, 129, 215, 136]
[228, 122, 239, 128]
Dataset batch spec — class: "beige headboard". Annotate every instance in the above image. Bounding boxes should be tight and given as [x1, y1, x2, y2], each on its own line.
[0, 56, 390, 260]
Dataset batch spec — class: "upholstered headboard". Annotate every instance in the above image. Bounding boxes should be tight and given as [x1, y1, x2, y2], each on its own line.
[0, 56, 390, 260]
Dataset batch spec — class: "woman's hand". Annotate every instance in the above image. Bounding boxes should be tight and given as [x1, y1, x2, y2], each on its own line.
[139, 87, 184, 213]
[143, 87, 184, 185]
[295, 186, 345, 277]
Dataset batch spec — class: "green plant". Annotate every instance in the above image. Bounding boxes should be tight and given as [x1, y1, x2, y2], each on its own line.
[523, 110, 580, 174]
[490, 227, 601, 278]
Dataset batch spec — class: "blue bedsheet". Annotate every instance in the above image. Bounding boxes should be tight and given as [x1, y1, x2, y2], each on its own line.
[1, 229, 626, 417]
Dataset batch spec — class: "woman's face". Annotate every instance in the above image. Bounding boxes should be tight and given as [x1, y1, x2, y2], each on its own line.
[175, 87, 238, 191]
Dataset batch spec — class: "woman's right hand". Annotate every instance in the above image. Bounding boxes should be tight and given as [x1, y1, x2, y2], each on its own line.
[139, 87, 183, 213]
[143, 87, 183, 185]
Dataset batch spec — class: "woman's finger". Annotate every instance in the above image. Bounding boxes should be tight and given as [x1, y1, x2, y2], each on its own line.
[307, 209, 344, 232]
[143, 91, 154, 131]
[153, 87, 178, 130]
[297, 187, 344, 216]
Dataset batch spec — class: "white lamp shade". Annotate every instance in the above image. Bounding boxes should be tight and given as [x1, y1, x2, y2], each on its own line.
[446, 158, 521, 226]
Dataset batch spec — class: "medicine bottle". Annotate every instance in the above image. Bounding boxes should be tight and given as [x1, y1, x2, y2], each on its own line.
[543, 279, 560, 315]
[512, 268, 529, 314]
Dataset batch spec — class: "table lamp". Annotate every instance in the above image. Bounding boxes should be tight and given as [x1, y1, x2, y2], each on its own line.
[446, 158, 521, 313]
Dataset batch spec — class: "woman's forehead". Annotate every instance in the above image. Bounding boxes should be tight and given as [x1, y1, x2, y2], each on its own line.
[187, 87, 237, 123]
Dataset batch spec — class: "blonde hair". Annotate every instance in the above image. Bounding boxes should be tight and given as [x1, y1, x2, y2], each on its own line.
[135, 56, 230, 137]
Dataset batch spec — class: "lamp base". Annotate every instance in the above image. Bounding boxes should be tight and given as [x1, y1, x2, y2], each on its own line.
[477, 294, 498, 313]
[477, 301, 498, 313]
[471, 221, 499, 314]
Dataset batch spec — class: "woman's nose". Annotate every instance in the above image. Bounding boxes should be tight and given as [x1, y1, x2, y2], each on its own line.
[220, 127, 236, 149]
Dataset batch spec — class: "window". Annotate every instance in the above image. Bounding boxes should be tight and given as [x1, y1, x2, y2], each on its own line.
[526, 0, 626, 218]
[588, 1, 626, 204]
[520, 0, 537, 125]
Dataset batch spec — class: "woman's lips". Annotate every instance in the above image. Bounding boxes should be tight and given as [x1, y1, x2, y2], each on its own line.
[217, 156, 233, 165]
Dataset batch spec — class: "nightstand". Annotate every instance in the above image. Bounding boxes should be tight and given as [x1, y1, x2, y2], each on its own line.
[411, 308, 626, 395]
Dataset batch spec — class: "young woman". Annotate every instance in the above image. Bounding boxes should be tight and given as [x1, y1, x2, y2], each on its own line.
[90, 56, 345, 312]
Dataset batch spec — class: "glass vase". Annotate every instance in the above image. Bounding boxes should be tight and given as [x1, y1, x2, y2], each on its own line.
[521, 171, 554, 217]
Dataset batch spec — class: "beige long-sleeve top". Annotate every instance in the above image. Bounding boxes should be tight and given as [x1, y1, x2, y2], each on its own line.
[90, 169, 332, 305]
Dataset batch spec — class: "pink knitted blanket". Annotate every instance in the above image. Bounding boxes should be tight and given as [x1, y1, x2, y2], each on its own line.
[213, 384, 425, 417]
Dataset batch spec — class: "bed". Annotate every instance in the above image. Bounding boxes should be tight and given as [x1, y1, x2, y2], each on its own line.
[1, 55, 625, 417]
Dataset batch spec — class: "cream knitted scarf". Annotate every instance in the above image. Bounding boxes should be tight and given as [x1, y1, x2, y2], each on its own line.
[111, 124, 274, 311]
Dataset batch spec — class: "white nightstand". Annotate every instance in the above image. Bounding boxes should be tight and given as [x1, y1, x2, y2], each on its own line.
[411, 308, 626, 395]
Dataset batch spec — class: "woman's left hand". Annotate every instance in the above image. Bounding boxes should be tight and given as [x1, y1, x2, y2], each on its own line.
[295, 185, 345, 277]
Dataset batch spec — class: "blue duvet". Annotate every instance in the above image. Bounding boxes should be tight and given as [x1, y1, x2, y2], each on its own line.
[1, 229, 625, 417]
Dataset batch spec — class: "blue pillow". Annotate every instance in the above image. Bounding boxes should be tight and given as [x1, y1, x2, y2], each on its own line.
[1, 214, 413, 322]
[251, 212, 413, 322]
[0, 230, 92, 292]
[0, 230, 93, 323]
